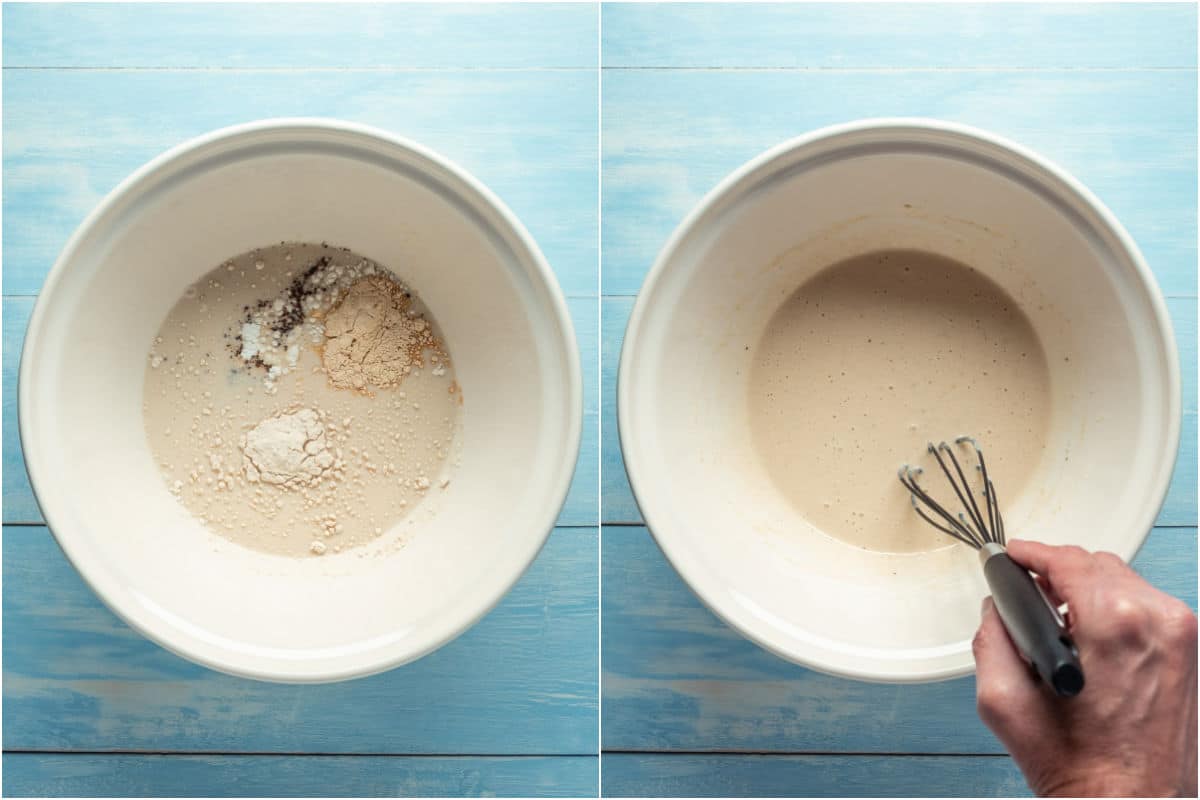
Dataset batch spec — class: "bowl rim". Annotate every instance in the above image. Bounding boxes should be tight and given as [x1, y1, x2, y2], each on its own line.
[19, 117, 583, 683]
[617, 117, 1182, 683]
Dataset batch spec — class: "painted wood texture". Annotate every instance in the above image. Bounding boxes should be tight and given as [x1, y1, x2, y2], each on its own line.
[602, 754, 1028, 798]
[601, 69, 1197, 298]
[602, 525, 1196, 755]
[3, 3, 599, 70]
[3, 4, 598, 797]
[599, 4, 1197, 796]
[5, 525, 597, 755]
[3, 69, 599, 299]
[602, 3, 1196, 70]
[3, 754, 598, 799]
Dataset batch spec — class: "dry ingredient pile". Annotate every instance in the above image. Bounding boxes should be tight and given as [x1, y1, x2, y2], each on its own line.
[747, 249, 1052, 554]
[143, 242, 462, 558]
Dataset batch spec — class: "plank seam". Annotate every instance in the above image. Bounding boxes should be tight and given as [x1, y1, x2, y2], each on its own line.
[1, 66, 597, 73]
[599, 66, 1196, 73]
[4, 67, 1193, 74]
[600, 750, 1010, 758]
[2, 750, 599, 758]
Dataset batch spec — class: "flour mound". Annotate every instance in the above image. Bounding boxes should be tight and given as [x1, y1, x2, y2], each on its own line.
[242, 408, 335, 487]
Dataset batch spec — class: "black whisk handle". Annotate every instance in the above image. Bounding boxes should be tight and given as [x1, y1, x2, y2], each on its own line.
[980, 545, 1085, 697]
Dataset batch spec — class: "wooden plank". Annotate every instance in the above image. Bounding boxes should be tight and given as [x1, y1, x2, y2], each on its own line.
[599, 296, 1198, 527]
[600, 524, 1196, 753]
[601, 69, 1196, 298]
[2, 68, 598, 297]
[565, 297, 601, 527]
[3, 3, 598, 69]
[2, 296, 599, 526]
[601, 753, 1026, 798]
[3, 753, 597, 798]
[2, 297, 37, 524]
[1177, 297, 1199, 414]
[2, 525, 598, 754]
[600, 296, 637, 525]
[602, 2, 1196, 70]
[1168, 412, 1199, 527]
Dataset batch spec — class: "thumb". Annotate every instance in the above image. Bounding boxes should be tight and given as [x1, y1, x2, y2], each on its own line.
[973, 597, 1049, 732]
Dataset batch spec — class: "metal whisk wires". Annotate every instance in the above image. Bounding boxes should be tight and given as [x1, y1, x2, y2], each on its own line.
[898, 437, 1004, 550]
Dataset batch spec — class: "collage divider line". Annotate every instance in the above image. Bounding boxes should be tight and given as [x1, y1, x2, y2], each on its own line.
[2, 749, 599, 759]
[596, 2, 605, 793]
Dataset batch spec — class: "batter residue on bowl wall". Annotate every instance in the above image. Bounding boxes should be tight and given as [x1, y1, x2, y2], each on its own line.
[748, 249, 1051, 553]
[143, 242, 462, 558]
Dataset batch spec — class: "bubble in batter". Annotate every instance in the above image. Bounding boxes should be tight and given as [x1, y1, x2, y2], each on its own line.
[748, 249, 1051, 553]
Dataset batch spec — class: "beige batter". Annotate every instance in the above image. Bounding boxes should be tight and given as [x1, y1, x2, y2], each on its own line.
[748, 249, 1051, 553]
[143, 242, 462, 558]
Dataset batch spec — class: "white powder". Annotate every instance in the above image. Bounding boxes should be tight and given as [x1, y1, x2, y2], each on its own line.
[242, 408, 337, 488]
[240, 322, 262, 360]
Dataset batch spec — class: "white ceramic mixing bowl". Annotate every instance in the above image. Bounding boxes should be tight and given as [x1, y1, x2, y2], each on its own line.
[20, 119, 581, 682]
[619, 119, 1179, 682]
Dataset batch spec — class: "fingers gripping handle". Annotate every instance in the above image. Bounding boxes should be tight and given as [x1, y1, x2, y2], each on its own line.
[980, 544, 1085, 697]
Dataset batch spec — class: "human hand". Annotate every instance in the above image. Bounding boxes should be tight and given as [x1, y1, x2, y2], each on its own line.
[972, 539, 1197, 797]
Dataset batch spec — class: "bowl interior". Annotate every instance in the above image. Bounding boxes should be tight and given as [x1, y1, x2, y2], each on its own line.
[621, 124, 1177, 680]
[21, 124, 579, 680]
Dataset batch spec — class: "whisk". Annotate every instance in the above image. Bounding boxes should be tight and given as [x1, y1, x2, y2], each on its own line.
[899, 437, 1085, 697]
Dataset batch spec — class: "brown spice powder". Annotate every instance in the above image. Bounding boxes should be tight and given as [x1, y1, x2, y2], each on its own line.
[320, 275, 447, 393]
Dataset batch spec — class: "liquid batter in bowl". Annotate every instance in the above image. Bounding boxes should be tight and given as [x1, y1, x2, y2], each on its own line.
[143, 242, 462, 558]
[748, 249, 1052, 553]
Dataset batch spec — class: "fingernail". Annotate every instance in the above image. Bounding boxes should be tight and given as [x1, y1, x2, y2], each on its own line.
[980, 597, 992, 618]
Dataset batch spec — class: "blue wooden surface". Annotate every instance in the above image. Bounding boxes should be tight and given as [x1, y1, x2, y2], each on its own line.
[602, 525, 1196, 755]
[7, 2, 1200, 797]
[601, 2, 1197, 69]
[3, 3, 598, 69]
[4, 526, 596, 755]
[601, 72, 1196, 298]
[3, 69, 599, 299]
[602, 755, 1028, 798]
[3, 754, 598, 798]
[599, 3, 1198, 797]
[2, 4, 598, 797]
